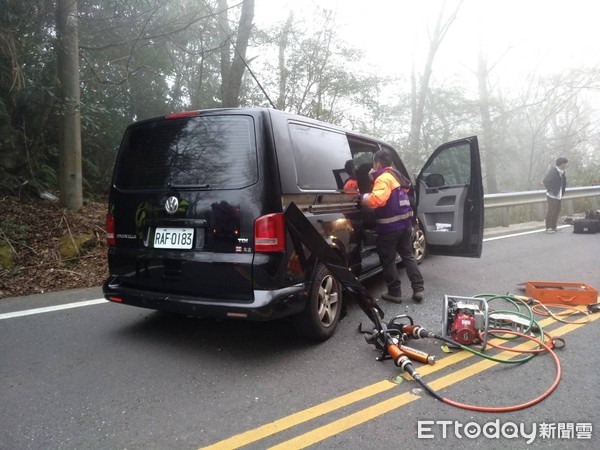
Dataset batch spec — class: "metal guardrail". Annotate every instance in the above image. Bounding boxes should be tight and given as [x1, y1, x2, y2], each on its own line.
[484, 186, 600, 227]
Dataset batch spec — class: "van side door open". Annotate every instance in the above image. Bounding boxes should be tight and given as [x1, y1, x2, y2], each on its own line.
[415, 136, 483, 258]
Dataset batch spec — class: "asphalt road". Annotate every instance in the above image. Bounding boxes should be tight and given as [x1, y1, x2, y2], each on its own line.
[1, 224, 599, 449]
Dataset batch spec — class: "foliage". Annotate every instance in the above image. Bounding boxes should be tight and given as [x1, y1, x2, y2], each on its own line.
[1, 0, 600, 199]
[0, 0, 58, 196]
[248, 7, 388, 125]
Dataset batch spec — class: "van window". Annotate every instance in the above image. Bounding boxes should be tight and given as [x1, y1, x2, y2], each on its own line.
[115, 115, 258, 190]
[422, 143, 471, 186]
[289, 123, 352, 190]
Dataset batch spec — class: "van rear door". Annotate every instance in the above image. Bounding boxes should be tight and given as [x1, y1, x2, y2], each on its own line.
[107, 112, 263, 300]
[415, 136, 483, 257]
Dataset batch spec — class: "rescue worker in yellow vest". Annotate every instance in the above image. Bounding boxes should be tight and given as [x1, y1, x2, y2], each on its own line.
[360, 150, 424, 303]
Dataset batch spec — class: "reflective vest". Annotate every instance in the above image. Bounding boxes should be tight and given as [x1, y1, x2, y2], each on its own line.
[369, 168, 413, 233]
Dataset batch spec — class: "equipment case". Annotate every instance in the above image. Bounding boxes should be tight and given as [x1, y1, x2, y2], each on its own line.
[525, 281, 598, 306]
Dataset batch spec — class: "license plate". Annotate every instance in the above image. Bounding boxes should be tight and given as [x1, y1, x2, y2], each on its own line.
[153, 228, 194, 249]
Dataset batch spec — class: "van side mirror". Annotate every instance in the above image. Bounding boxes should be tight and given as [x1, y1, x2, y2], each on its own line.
[424, 173, 445, 188]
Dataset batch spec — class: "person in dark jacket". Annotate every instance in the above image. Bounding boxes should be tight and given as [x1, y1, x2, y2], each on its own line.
[542, 156, 568, 233]
[360, 150, 424, 303]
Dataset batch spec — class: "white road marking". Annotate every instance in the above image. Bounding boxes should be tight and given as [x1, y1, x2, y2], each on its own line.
[0, 298, 108, 320]
[484, 228, 545, 242]
[483, 225, 570, 242]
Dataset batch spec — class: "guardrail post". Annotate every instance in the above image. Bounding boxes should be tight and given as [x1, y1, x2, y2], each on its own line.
[501, 207, 510, 227]
[592, 197, 598, 210]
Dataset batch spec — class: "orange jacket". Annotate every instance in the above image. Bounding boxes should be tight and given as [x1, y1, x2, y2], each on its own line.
[367, 168, 400, 209]
[343, 177, 358, 192]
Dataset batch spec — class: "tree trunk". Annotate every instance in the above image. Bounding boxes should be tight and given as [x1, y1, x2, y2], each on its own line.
[276, 12, 294, 110]
[219, 0, 255, 108]
[217, 0, 231, 104]
[477, 49, 498, 193]
[409, 2, 461, 157]
[56, 0, 82, 211]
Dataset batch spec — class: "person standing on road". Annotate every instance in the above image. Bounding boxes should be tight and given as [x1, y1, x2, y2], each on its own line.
[543, 156, 568, 233]
[360, 150, 424, 303]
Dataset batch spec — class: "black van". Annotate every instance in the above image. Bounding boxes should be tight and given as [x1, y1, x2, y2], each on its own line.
[103, 108, 483, 340]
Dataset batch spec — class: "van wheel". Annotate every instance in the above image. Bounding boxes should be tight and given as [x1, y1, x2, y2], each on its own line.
[293, 263, 343, 341]
[412, 220, 427, 265]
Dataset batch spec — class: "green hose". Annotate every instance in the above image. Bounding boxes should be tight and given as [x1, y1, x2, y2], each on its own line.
[474, 293, 536, 338]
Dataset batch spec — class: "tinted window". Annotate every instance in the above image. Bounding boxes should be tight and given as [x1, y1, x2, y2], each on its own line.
[422, 143, 471, 186]
[289, 123, 352, 190]
[115, 115, 258, 190]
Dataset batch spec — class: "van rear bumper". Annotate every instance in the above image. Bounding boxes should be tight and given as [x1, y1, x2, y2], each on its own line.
[102, 277, 307, 320]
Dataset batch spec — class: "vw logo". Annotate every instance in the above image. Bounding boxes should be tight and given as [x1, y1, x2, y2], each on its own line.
[165, 196, 179, 215]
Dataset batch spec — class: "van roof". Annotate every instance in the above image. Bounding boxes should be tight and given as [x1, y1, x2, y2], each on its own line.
[130, 107, 394, 149]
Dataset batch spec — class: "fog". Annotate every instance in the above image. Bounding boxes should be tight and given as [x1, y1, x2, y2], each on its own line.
[256, 0, 600, 95]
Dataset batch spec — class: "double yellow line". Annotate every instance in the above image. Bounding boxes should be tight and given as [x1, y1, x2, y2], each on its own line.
[202, 309, 600, 450]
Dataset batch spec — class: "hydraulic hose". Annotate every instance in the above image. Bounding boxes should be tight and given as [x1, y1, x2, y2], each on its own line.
[475, 293, 535, 339]
[531, 302, 591, 324]
[435, 328, 541, 364]
[399, 322, 543, 363]
[443, 329, 561, 412]
[376, 298, 565, 412]
[407, 329, 562, 412]
[393, 321, 561, 411]
[402, 362, 444, 402]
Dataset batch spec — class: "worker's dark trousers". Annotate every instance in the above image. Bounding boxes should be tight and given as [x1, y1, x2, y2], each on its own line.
[545, 196, 562, 230]
[376, 226, 424, 296]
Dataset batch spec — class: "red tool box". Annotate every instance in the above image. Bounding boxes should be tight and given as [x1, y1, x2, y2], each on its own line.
[524, 281, 598, 306]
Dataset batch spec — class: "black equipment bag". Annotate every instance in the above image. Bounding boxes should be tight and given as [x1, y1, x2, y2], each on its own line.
[573, 218, 599, 234]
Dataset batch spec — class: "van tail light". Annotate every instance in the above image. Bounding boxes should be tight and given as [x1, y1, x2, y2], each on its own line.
[106, 213, 116, 246]
[254, 213, 285, 253]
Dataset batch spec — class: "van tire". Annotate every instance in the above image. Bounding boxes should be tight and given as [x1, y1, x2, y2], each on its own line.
[412, 220, 427, 264]
[293, 262, 343, 341]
